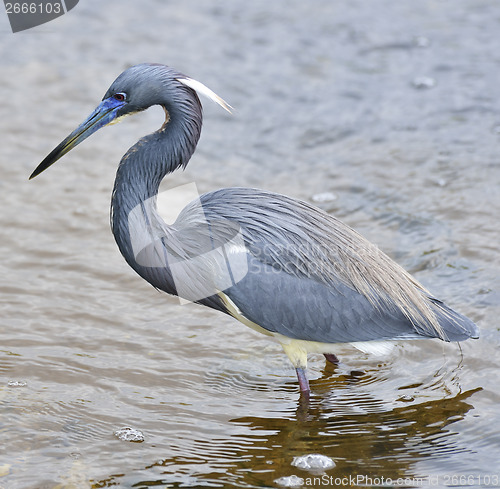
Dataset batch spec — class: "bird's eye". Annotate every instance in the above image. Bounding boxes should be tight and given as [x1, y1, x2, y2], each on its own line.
[113, 93, 126, 101]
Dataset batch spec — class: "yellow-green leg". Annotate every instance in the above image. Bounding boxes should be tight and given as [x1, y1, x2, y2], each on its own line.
[280, 340, 310, 395]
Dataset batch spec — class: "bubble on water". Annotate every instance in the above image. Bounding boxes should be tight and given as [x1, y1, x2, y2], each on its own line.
[412, 76, 436, 89]
[292, 454, 336, 471]
[274, 475, 304, 487]
[311, 192, 337, 203]
[434, 178, 447, 187]
[414, 36, 431, 48]
[398, 394, 415, 402]
[114, 426, 145, 442]
[7, 380, 27, 387]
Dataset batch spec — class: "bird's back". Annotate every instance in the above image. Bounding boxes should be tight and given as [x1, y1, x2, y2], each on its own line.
[178, 187, 479, 344]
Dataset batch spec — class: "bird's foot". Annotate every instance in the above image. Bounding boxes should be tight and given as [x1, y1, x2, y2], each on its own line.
[324, 353, 339, 365]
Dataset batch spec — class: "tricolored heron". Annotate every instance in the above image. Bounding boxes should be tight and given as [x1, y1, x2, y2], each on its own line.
[31, 63, 479, 396]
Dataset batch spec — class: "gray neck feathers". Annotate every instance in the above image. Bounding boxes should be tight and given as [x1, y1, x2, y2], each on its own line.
[110, 88, 202, 271]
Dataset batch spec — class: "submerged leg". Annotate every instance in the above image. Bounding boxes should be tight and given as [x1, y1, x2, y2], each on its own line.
[324, 353, 339, 364]
[280, 340, 310, 395]
[295, 367, 310, 396]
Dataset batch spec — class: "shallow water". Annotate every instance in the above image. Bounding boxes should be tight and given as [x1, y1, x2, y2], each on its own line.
[1, 0, 500, 487]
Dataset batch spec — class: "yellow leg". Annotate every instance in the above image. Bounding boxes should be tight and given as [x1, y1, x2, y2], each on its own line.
[280, 341, 310, 395]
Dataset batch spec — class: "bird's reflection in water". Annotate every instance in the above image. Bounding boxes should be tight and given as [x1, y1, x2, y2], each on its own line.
[231, 366, 481, 484]
[88, 351, 480, 488]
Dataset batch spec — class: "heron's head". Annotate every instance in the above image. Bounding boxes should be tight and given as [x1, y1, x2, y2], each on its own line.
[30, 63, 230, 179]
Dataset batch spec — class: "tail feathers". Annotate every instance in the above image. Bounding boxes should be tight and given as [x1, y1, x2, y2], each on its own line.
[428, 298, 479, 342]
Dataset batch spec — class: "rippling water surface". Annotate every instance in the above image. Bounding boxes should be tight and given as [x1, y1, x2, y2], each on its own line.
[1, 1, 499, 487]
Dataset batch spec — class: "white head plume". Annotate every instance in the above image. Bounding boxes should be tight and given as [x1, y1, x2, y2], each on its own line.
[177, 77, 233, 113]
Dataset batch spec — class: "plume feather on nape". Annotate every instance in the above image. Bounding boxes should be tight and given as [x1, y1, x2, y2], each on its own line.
[177, 77, 233, 113]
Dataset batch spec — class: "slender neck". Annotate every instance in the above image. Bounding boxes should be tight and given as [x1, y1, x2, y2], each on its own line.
[110, 99, 202, 274]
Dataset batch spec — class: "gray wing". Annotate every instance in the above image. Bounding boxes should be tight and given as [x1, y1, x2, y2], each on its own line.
[194, 187, 478, 343]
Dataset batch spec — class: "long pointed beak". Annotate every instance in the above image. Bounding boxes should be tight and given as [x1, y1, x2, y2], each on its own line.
[30, 97, 126, 180]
